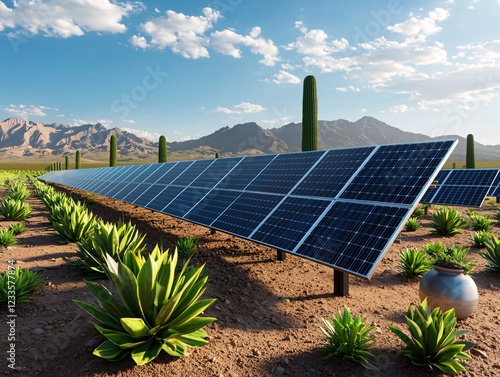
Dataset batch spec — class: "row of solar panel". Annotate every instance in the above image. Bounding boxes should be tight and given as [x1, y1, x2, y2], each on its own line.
[40, 140, 457, 278]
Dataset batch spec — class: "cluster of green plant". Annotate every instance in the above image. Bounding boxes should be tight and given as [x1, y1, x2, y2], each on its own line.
[471, 230, 490, 248]
[9, 222, 26, 235]
[388, 298, 473, 375]
[8, 181, 30, 201]
[404, 217, 420, 231]
[0, 228, 17, 247]
[0, 267, 44, 305]
[51, 201, 99, 243]
[398, 247, 431, 277]
[429, 207, 467, 235]
[479, 234, 500, 271]
[468, 213, 491, 232]
[431, 246, 474, 275]
[175, 236, 200, 260]
[74, 247, 216, 365]
[494, 206, 500, 223]
[75, 220, 147, 279]
[0, 198, 32, 221]
[412, 205, 426, 217]
[320, 307, 377, 370]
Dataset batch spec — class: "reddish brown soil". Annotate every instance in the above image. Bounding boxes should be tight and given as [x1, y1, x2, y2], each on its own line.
[1, 185, 499, 377]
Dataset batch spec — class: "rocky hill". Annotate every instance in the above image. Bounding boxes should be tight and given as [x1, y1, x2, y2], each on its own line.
[1, 117, 499, 162]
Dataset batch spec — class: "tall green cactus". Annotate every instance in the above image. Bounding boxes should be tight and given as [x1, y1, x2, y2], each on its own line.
[302, 75, 318, 151]
[158, 135, 168, 163]
[65, 155, 70, 170]
[110, 135, 117, 167]
[76, 150, 81, 169]
[466, 134, 475, 168]
[215, 152, 220, 159]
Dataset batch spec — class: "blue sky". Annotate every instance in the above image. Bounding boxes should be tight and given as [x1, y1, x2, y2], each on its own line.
[1, 0, 499, 145]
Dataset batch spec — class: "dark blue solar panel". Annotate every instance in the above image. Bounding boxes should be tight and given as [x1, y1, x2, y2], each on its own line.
[431, 185, 491, 207]
[156, 161, 193, 185]
[190, 157, 242, 188]
[145, 185, 185, 212]
[106, 182, 132, 198]
[185, 189, 242, 225]
[143, 163, 178, 184]
[163, 187, 211, 217]
[490, 173, 500, 196]
[341, 141, 455, 204]
[245, 151, 325, 194]
[296, 201, 407, 276]
[114, 182, 138, 200]
[121, 183, 151, 203]
[292, 147, 375, 198]
[133, 185, 169, 207]
[443, 169, 497, 186]
[123, 164, 154, 183]
[215, 154, 275, 190]
[170, 160, 213, 186]
[251, 197, 330, 251]
[212, 192, 284, 237]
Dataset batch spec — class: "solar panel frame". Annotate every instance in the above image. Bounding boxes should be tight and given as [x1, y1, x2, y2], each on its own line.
[39, 139, 457, 279]
[488, 173, 500, 197]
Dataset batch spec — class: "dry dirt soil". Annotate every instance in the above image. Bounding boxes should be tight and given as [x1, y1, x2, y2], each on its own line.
[1, 184, 499, 377]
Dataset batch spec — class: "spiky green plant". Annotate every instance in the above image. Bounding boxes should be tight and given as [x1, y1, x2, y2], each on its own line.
[7, 182, 30, 201]
[320, 307, 377, 370]
[74, 247, 216, 365]
[8, 222, 26, 236]
[0, 198, 32, 221]
[110, 135, 117, 167]
[388, 298, 473, 375]
[51, 203, 99, 243]
[423, 242, 445, 258]
[76, 150, 81, 169]
[412, 206, 425, 217]
[471, 230, 489, 248]
[0, 228, 17, 247]
[479, 234, 500, 271]
[404, 217, 420, 231]
[429, 207, 467, 235]
[75, 220, 147, 279]
[431, 246, 474, 275]
[158, 135, 168, 163]
[0, 268, 44, 306]
[175, 236, 200, 261]
[398, 247, 431, 277]
[493, 206, 500, 223]
[301, 75, 318, 151]
[465, 134, 475, 169]
[468, 214, 491, 232]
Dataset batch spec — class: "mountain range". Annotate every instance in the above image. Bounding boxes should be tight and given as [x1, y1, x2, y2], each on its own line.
[0, 117, 499, 163]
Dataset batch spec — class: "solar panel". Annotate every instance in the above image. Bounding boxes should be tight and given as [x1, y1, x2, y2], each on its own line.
[39, 139, 457, 279]
[421, 168, 499, 207]
[489, 173, 500, 197]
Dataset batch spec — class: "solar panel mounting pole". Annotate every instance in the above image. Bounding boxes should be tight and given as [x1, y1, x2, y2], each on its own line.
[277, 249, 286, 261]
[333, 269, 349, 296]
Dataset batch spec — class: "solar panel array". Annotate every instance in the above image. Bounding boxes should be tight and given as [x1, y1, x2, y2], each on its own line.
[421, 168, 499, 207]
[39, 140, 457, 279]
[488, 173, 500, 197]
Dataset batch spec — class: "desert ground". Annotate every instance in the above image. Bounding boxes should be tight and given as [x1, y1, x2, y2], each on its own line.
[1, 183, 499, 377]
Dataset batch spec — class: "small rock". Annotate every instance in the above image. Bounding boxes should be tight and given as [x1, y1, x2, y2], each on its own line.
[31, 328, 45, 336]
[252, 349, 261, 357]
[275, 366, 286, 375]
[85, 338, 100, 349]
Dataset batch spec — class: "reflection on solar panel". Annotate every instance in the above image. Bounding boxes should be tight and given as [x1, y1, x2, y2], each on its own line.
[489, 173, 500, 197]
[39, 140, 457, 279]
[421, 168, 499, 207]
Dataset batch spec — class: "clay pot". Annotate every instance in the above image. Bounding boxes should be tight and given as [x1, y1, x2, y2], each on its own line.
[419, 265, 478, 320]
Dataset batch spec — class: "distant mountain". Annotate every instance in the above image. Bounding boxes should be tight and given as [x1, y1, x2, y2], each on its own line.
[1, 117, 499, 162]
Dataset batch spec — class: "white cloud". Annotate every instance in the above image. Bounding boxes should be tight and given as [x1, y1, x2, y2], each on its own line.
[361, 108, 367, 113]
[131, 7, 221, 59]
[387, 8, 449, 37]
[0, 0, 143, 38]
[213, 102, 265, 114]
[71, 118, 113, 128]
[272, 70, 301, 84]
[123, 119, 135, 124]
[121, 127, 159, 141]
[3, 104, 58, 118]
[336, 86, 360, 92]
[388, 104, 409, 113]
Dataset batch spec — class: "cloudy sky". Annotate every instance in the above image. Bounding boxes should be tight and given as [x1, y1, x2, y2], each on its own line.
[1, 0, 499, 145]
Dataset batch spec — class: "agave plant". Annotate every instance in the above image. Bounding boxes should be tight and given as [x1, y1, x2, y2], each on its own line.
[430, 246, 474, 275]
[0, 198, 32, 221]
[7, 183, 30, 201]
[493, 206, 500, 223]
[75, 220, 147, 279]
[479, 234, 500, 271]
[388, 298, 473, 375]
[8, 222, 26, 236]
[319, 307, 378, 370]
[51, 203, 99, 243]
[423, 242, 446, 258]
[404, 217, 420, 231]
[429, 207, 467, 235]
[0, 268, 44, 305]
[0, 228, 17, 247]
[468, 214, 491, 232]
[471, 230, 489, 248]
[74, 247, 216, 365]
[398, 247, 431, 277]
[175, 236, 200, 261]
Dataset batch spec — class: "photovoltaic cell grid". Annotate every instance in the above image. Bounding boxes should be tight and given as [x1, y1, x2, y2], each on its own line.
[421, 168, 499, 207]
[39, 140, 457, 279]
[489, 173, 500, 197]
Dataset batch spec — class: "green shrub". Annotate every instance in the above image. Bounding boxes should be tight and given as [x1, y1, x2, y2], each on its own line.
[388, 298, 473, 375]
[320, 307, 377, 370]
[0, 268, 44, 305]
[8, 222, 26, 236]
[398, 247, 431, 277]
[0, 228, 17, 247]
[7, 183, 30, 201]
[423, 242, 445, 258]
[175, 236, 200, 260]
[75, 220, 147, 279]
[74, 247, 216, 365]
[479, 234, 500, 271]
[51, 203, 99, 243]
[412, 206, 425, 217]
[494, 206, 500, 223]
[404, 217, 420, 231]
[431, 246, 474, 275]
[429, 207, 467, 235]
[0, 198, 32, 221]
[471, 230, 489, 248]
[468, 214, 491, 232]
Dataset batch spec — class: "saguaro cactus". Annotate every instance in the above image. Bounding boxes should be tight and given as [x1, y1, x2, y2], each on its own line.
[158, 135, 168, 163]
[215, 152, 220, 159]
[76, 150, 81, 169]
[110, 135, 117, 167]
[65, 155, 70, 170]
[301, 75, 318, 151]
[466, 134, 475, 169]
